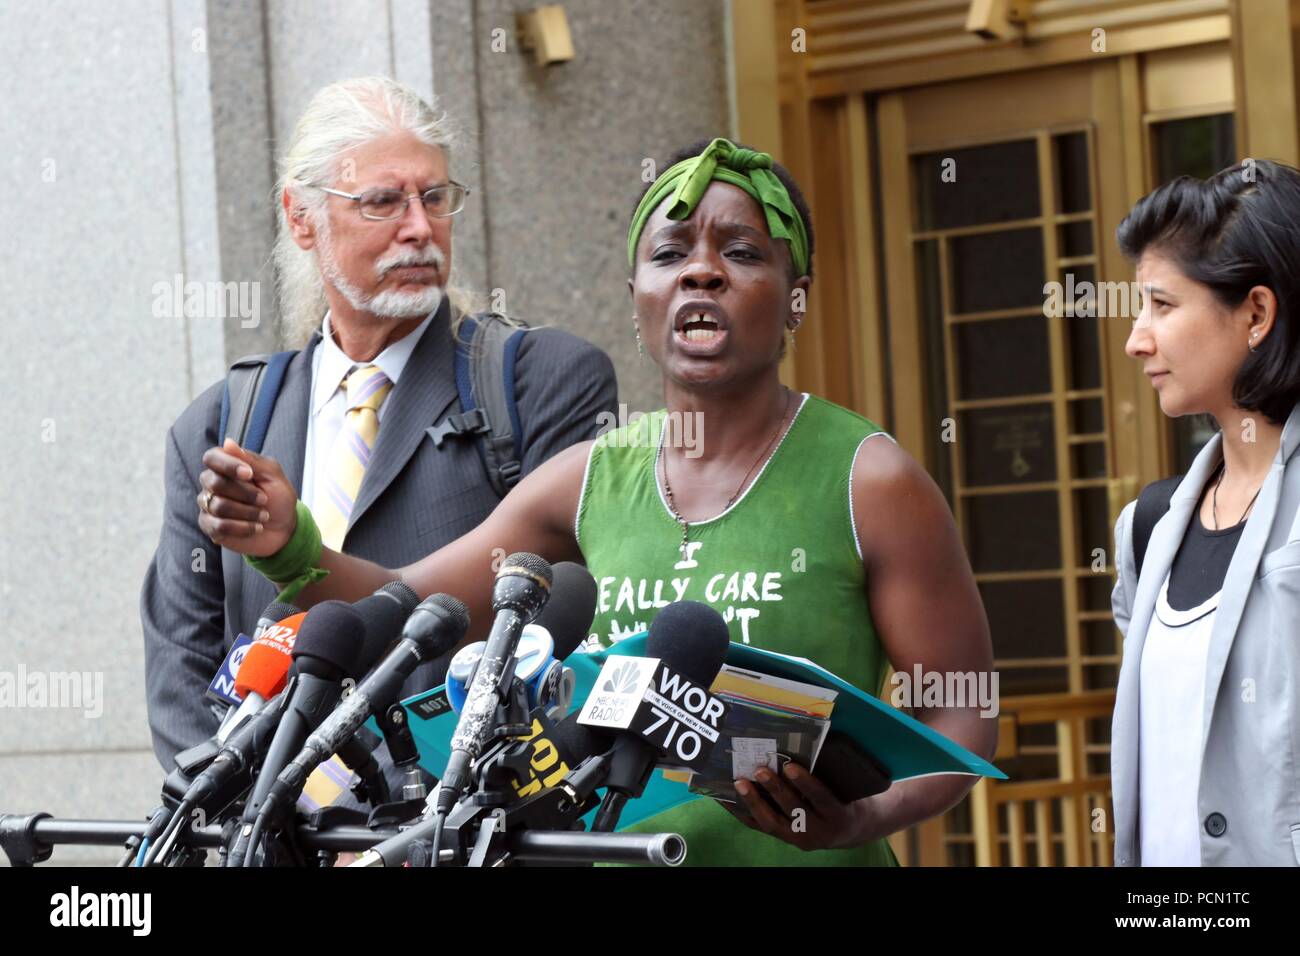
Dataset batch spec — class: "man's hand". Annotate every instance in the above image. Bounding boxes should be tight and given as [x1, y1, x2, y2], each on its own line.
[197, 438, 298, 556]
[725, 762, 876, 852]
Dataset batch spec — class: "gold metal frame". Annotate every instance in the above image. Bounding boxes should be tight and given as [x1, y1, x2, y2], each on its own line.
[728, 0, 1300, 865]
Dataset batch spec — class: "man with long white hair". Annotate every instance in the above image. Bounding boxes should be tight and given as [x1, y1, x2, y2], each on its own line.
[140, 77, 617, 776]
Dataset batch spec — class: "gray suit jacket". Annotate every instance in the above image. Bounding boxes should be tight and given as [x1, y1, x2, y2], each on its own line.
[1111, 401, 1300, 866]
[140, 302, 617, 769]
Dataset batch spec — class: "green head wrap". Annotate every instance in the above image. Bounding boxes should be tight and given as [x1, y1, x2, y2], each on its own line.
[626, 137, 810, 277]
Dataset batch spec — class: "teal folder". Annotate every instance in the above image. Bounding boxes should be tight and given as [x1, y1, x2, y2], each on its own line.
[394, 634, 1006, 829]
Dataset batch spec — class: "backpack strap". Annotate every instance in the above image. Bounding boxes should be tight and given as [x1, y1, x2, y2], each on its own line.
[218, 351, 295, 454]
[437, 312, 529, 498]
[1133, 474, 1184, 578]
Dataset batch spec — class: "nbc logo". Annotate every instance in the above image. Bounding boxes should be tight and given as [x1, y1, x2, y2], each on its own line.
[602, 661, 643, 694]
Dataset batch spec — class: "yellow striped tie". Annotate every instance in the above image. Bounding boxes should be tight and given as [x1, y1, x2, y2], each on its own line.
[317, 365, 392, 551]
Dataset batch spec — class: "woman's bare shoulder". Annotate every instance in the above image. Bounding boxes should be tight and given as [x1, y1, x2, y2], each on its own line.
[850, 435, 955, 563]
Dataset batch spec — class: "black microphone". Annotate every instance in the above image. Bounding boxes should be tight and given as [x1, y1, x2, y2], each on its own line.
[265, 593, 470, 809]
[233, 582, 417, 847]
[353, 709, 611, 867]
[256, 601, 302, 637]
[532, 562, 597, 660]
[436, 553, 553, 816]
[584, 601, 731, 832]
[345, 580, 421, 675]
[171, 691, 291, 822]
[240, 580, 416, 808]
[230, 601, 363, 865]
[137, 689, 295, 866]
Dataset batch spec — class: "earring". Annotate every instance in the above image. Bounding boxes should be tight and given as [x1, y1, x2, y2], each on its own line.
[1250, 332, 1259, 353]
[635, 323, 644, 362]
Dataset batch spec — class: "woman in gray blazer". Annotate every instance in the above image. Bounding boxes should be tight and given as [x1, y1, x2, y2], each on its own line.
[1110, 159, 1300, 866]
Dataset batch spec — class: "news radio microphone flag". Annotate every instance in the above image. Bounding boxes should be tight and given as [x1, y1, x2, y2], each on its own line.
[217, 609, 306, 741]
[206, 603, 302, 708]
[578, 603, 728, 771]
[578, 602, 731, 831]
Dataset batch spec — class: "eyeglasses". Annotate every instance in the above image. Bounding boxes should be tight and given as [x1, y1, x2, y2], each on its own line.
[309, 182, 470, 220]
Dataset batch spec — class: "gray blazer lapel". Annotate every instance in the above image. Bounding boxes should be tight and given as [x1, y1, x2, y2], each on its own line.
[1201, 403, 1300, 740]
[348, 301, 459, 534]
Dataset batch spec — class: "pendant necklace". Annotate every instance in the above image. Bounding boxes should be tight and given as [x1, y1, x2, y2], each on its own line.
[658, 388, 794, 556]
[1211, 460, 1263, 530]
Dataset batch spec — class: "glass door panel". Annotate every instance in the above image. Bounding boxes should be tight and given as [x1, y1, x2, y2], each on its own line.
[912, 129, 1110, 699]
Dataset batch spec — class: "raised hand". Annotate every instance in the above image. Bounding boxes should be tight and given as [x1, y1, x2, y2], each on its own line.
[197, 438, 298, 557]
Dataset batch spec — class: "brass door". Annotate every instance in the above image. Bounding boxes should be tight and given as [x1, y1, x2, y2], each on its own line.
[873, 50, 1234, 865]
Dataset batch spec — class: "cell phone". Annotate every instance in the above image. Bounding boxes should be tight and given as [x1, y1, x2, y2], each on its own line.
[720, 731, 890, 819]
[806, 731, 891, 803]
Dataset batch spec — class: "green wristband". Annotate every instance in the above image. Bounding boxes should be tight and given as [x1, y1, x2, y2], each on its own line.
[246, 500, 330, 605]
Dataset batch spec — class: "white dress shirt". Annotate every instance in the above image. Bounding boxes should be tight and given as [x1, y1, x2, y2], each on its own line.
[301, 307, 439, 518]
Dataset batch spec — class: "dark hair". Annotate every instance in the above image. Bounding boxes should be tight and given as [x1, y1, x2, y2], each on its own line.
[1117, 159, 1300, 424]
[631, 138, 816, 280]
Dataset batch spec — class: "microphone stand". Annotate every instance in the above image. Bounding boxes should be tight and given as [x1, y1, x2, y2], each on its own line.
[0, 811, 403, 867]
[1, 808, 686, 867]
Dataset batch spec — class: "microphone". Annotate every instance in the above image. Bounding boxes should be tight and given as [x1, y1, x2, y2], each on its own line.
[256, 602, 304, 639]
[353, 709, 611, 867]
[140, 691, 293, 866]
[171, 691, 290, 821]
[446, 624, 572, 716]
[204, 602, 301, 720]
[217, 608, 305, 742]
[498, 708, 612, 803]
[264, 593, 470, 809]
[230, 601, 363, 865]
[236, 582, 413, 806]
[579, 601, 731, 832]
[435, 553, 553, 817]
[523, 561, 595, 714]
[445, 562, 595, 715]
[232, 582, 420, 865]
[344, 580, 422, 675]
[533, 562, 598, 658]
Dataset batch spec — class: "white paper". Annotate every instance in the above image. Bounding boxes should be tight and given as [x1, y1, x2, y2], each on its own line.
[731, 736, 780, 781]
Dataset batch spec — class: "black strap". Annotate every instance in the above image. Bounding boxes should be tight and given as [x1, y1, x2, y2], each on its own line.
[218, 351, 295, 454]
[1133, 475, 1184, 577]
[447, 312, 529, 498]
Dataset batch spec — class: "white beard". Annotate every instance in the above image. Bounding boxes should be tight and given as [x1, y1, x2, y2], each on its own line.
[317, 222, 445, 319]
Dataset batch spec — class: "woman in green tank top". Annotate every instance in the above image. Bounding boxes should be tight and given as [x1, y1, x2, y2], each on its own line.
[200, 137, 996, 867]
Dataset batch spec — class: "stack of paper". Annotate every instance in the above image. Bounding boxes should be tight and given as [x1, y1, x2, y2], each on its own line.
[668, 664, 840, 802]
